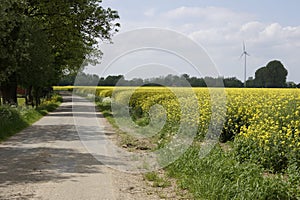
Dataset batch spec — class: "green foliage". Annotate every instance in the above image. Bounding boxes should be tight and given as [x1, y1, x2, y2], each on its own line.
[223, 77, 244, 88]
[144, 172, 171, 188]
[249, 60, 288, 88]
[0, 94, 61, 141]
[0, 0, 120, 105]
[99, 75, 124, 86]
[234, 134, 291, 173]
[0, 106, 29, 140]
[167, 146, 299, 200]
[26, 0, 120, 71]
[0, 0, 28, 83]
[18, 23, 54, 89]
[285, 163, 300, 198]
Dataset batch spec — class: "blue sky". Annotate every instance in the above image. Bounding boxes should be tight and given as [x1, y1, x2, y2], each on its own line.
[90, 0, 300, 82]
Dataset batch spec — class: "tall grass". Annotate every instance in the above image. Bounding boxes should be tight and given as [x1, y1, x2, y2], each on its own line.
[167, 146, 299, 200]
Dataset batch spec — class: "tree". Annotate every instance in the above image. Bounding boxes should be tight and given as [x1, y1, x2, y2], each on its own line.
[286, 82, 296, 88]
[254, 67, 268, 87]
[245, 77, 255, 88]
[100, 75, 124, 86]
[18, 22, 55, 105]
[223, 77, 243, 88]
[188, 77, 206, 87]
[265, 60, 288, 88]
[0, 0, 120, 105]
[27, 0, 119, 73]
[253, 60, 288, 88]
[0, 0, 29, 104]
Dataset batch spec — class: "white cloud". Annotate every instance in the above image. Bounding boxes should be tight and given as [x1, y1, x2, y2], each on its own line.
[240, 21, 265, 38]
[256, 23, 300, 46]
[162, 7, 300, 81]
[164, 6, 244, 20]
[163, 6, 254, 27]
[114, 6, 300, 82]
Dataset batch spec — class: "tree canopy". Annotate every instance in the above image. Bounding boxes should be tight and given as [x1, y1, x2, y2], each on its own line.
[0, 0, 119, 105]
[247, 60, 288, 88]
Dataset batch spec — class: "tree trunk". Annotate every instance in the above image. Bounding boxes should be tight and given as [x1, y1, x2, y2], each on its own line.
[0, 73, 18, 105]
[33, 86, 41, 107]
[26, 86, 34, 107]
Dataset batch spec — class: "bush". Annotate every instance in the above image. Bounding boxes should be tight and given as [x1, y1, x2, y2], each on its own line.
[0, 106, 29, 140]
[0, 94, 62, 141]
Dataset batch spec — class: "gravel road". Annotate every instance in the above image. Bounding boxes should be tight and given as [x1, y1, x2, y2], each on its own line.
[0, 93, 162, 200]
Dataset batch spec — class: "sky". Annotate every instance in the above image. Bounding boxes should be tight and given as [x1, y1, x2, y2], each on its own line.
[85, 0, 300, 83]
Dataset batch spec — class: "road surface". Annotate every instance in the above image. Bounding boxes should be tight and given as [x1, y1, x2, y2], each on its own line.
[0, 92, 161, 200]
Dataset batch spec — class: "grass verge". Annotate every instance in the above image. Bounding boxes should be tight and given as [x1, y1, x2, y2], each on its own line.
[0, 94, 62, 141]
[96, 99, 300, 199]
[96, 101, 156, 151]
[167, 145, 300, 200]
[144, 171, 171, 188]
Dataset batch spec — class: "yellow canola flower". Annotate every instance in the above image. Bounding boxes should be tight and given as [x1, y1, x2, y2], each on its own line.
[66, 86, 300, 152]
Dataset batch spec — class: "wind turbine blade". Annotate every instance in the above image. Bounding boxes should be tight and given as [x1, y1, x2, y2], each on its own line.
[243, 41, 245, 52]
[240, 53, 244, 59]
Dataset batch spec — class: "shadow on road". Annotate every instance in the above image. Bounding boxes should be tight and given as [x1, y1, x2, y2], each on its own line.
[0, 92, 122, 190]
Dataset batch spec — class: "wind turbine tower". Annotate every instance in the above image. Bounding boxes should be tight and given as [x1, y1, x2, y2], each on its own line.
[240, 42, 250, 87]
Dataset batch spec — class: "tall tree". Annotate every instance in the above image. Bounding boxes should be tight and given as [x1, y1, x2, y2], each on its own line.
[223, 77, 243, 88]
[0, 0, 29, 104]
[0, 0, 120, 105]
[26, 0, 120, 74]
[254, 60, 288, 88]
[264, 60, 288, 88]
[254, 67, 268, 87]
[18, 22, 55, 106]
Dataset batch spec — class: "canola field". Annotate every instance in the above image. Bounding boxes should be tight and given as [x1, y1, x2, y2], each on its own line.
[55, 86, 300, 172]
[55, 86, 300, 198]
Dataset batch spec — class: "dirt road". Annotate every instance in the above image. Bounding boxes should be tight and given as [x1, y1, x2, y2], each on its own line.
[0, 93, 162, 200]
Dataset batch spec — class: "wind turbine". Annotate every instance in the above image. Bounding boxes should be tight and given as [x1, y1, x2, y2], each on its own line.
[240, 41, 250, 87]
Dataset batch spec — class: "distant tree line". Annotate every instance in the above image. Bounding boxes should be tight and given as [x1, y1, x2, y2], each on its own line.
[60, 60, 296, 88]
[59, 73, 243, 88]
[59, 73, 257, 87]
